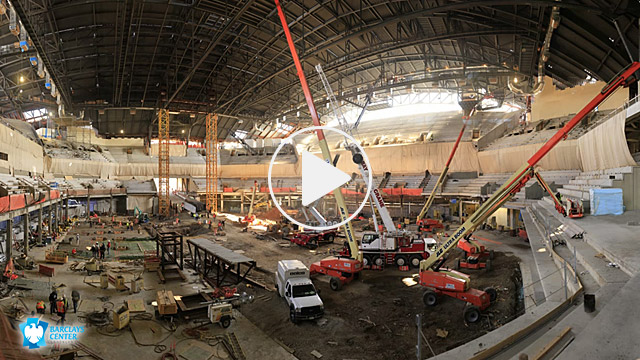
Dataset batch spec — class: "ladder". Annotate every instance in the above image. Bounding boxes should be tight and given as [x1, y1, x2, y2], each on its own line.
[225, 332, 246, 360]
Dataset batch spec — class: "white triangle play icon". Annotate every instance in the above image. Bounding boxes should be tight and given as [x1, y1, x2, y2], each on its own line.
[301, 151, 351, 206]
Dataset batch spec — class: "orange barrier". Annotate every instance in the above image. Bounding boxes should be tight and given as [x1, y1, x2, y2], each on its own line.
[380, 188, 422, 196]
[0, 189, 62, 214]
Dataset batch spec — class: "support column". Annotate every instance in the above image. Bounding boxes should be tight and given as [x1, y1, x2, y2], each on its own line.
[5, 219, 13, 262]
[220, 195, 224, 213]
[86, 195, 91, 219]
[53, 203, 58, 233]
[23, 212, 29, 256]
[64, 198, 69, 221]
[48, 205, 53, 235]
[459, 200, 463, 224]
[109, 195, 113, 216]
[38, 206, 43, 245]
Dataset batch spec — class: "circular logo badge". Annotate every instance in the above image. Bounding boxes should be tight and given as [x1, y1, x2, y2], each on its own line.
[267, 125, 372, 232]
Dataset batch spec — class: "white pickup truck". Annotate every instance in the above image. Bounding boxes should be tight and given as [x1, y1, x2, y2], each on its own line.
[276, 260, 324, 323]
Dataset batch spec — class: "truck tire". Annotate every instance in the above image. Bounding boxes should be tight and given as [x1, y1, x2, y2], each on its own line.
[485, 259, 492, 272]
[275, 283, 280, 296]
[289, 307, 298, 324]
[373, 255, 383, 267]
[484, 287, 497, 302]
[324, 234, 335, 243]
[423, 290, 437, 306]
[220, 316, 231, 328]
[410, 255, 422, 268]
[363, 255, 372, 267]
[307, 238, 318, 249]
[464, 305, 481, 323]
[329, 277, 343, 291]
[395, 256, 408, 267]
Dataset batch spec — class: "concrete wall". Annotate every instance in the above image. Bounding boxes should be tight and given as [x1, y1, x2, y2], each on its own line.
[613, 167, 640, 211]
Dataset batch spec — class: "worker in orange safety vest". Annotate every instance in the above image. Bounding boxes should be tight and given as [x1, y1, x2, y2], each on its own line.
[36, 300, 46, 314]
[56, 297, 68, 325]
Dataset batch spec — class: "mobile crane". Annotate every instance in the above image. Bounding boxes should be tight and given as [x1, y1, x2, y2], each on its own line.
[418, 62, 640, 322]
[275, 0, 362, 291]
[533, 171, 583, 218]
[316, 64, 436, 269]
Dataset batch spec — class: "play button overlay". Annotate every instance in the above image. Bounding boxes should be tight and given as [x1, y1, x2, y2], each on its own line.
[301, 151, 351, 206]
[268, 125, 373, 232]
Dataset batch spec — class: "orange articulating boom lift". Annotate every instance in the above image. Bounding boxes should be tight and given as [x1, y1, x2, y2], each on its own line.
[534, 171, 583, 218]
[419, 62, 640, 323]
[274, 0, 362, 291]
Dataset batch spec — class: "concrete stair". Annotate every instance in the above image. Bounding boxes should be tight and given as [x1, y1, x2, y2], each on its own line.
[557, 166, 636, 203]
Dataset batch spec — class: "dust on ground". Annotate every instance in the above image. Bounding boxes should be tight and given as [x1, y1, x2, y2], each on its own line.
[159, 214, 523, 360]
[230, 226, 522, 360]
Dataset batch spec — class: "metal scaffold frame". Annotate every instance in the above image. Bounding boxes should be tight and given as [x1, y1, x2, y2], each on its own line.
[158, 109, 170, 217]
[206, 113, 218, 213]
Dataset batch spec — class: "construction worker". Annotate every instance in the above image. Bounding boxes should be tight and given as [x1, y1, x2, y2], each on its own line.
[36, 300, 46, 314]
[56, 296, 67, 325]
[107, 240, 111, 255]
[100, 242, 106, 260]
[75, 233, 80, 246]
[71, 290, 80, 313]
[48, 291, 57, 314]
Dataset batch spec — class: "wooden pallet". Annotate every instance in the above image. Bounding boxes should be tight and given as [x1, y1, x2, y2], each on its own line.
[157, 267, 186, 284]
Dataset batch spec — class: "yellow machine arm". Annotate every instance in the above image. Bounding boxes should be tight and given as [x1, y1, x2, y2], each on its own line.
[417, 95, 476, 223]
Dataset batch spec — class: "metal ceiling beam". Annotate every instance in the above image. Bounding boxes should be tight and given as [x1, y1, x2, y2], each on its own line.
[163, 0, 256, 108]
[13, 0, 72, 110]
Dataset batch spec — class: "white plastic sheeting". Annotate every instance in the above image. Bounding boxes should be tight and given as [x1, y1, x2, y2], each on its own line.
[0, 121, 44, 174]
[577, 111, 637, 171]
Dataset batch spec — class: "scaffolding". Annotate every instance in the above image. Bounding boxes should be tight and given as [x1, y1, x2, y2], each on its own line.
[158, 109, 170, 217]
[205, 113, 218, 213]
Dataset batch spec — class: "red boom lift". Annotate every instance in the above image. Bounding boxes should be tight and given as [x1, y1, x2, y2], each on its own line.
[418, 62, 640, 322]
[274, 0, 363, 291]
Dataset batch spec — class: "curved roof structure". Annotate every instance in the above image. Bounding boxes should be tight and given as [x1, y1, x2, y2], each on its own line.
[1, 0, 639, 139]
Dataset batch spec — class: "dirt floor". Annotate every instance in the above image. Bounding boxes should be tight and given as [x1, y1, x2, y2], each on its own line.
[215, 219, 523, 360]
[6, 211, 522, 360]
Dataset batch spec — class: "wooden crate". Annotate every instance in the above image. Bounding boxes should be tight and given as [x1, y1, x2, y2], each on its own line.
[39, 264, 55, 277]
[45, 251, 68, 264]
[156, 290, 177, 315]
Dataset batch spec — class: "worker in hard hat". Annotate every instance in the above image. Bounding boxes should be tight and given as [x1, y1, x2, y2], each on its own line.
[36, 300, 46, 314]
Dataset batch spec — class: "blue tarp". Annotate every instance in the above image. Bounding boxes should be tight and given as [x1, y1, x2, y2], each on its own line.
[590, 188, 624, 216]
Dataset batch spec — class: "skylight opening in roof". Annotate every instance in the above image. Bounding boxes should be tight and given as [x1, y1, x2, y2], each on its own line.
[235, 129, 249, 139]
[24, 108, 49, 123]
